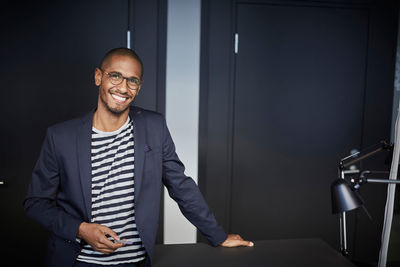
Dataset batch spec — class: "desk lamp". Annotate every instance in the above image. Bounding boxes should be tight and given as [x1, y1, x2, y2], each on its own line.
[330, 141, 399, 257]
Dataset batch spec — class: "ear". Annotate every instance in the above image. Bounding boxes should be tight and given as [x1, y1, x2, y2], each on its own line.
[94, 68, 102, 86]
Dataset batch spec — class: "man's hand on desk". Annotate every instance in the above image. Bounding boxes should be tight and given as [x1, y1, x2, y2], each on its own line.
[220, 234, 254, 247]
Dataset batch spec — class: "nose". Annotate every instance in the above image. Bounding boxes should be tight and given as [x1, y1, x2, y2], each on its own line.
[117, 78, 129, 92]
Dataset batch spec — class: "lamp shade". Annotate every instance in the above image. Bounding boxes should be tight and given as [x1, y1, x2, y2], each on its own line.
[331, 179, 363, 214]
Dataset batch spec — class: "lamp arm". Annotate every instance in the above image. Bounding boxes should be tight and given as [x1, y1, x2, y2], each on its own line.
[341, 147, 384, 168]
[339, 141, 392, 169]
[363, 178, 400, 184]
[358, 171, 399, 184]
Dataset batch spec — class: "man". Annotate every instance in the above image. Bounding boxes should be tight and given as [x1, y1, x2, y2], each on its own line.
[24, 48, 253, 267]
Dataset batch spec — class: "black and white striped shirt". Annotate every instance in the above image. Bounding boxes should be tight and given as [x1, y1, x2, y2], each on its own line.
[77, 117, 146, 265]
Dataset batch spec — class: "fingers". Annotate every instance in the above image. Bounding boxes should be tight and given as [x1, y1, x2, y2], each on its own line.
[223, 240, 254, 247]
[221, 233, 254, 248]
[241, 241, 254, 247]
[98, 226, 124, 250]
[99, 236, 123, 251]
[93, 238, 124, 254]
[78, 222, 124, 254]
[95, 243, 123, 254]
[102, 226, 120, 242]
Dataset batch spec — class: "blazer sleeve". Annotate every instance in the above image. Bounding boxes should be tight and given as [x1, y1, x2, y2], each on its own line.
[160, 117, 227, 246]
[23, 128, 82, 241]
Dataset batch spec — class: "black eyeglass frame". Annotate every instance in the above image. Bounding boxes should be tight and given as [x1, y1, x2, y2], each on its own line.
[100, 69, 142, 90]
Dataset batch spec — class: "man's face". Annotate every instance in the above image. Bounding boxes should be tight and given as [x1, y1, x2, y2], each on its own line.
[95, 54, 142, 115]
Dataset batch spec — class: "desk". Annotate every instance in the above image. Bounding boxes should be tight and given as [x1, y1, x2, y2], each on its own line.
[153, 238, 356, 266]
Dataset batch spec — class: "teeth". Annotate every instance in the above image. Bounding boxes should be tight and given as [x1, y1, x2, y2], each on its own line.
[112, 94, 127, 102]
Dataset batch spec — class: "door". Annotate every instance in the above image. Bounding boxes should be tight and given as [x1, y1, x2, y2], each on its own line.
[231, 3, 368, 241]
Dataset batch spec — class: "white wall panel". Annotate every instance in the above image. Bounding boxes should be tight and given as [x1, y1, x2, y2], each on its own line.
[164, 0, 201, 244]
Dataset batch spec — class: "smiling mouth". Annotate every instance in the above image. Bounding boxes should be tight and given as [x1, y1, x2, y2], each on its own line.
[111, 93, 128, 103]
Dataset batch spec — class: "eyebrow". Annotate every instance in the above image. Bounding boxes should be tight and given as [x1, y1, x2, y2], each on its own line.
[109, 71, 140, 80]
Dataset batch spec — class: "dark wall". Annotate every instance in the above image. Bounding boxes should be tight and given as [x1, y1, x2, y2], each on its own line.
[0, 0, 166, 265]
[199, 0, 398, 265]
[133, 0, 167, 114]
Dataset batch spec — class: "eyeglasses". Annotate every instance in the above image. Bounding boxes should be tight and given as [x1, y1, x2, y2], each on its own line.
[101, 69, 141, 90]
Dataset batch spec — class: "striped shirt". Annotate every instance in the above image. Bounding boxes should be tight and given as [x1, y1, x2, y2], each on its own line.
[76, 117, 146, 265]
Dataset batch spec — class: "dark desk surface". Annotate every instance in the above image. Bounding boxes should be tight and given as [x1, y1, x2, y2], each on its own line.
[153, 238, 356, 267]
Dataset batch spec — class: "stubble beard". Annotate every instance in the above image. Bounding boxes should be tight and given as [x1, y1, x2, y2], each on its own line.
[99, 88, 131, 116]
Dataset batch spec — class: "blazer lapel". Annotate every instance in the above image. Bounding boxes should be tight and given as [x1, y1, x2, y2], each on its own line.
[77, 110, 94, 221]
[131, 107, 146, 202]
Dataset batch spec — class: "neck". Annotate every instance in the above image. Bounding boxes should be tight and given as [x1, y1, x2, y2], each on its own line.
[93, 106, 130, 132]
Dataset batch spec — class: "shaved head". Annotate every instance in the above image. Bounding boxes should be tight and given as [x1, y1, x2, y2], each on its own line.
[100, 47, 144, 78]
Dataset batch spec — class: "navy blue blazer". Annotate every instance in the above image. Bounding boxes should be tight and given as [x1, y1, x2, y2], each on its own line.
[24, 106, 227, 267]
